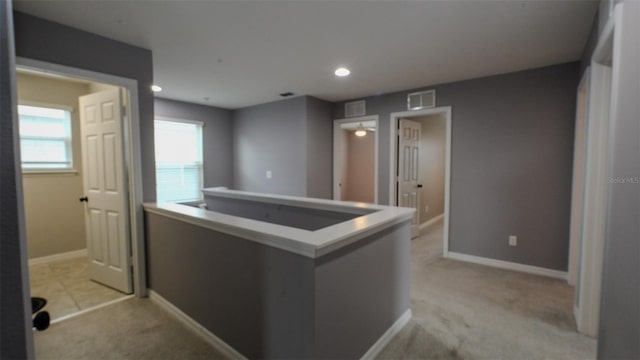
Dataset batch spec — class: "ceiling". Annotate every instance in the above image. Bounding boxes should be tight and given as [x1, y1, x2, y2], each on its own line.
[13, 1, 598, 109]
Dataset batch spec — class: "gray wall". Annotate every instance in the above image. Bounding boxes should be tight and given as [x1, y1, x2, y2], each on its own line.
[155, 98, 233, 189]
[233, 96, 307, 196]
[417, 114, 446, 224]
[232, 96, 333, 199]
[597, 3, 640, 358]
[306, 97, 332, 199]
[0, 2, 33, 358]
[579, 11, 599, 76]
[14, 11, 156, 202]
[333, 62, 579, 271]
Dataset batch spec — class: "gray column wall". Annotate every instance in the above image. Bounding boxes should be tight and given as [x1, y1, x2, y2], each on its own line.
[306, 96, 333, 199]
[155, 98, 234, 188]
[597, 3, 640, 358]
[0, 2, 34, 358]
[333, 63, 579, 271]
[232, 97, 308, 196]
[13, 11, 156, 201]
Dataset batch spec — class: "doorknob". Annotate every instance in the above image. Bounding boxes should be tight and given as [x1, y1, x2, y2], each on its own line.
[417, 184, 423, 188]
[79, 196, 88, 202]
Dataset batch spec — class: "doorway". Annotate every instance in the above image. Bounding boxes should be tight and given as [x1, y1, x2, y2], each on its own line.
[389, 107, 451, 253]
[17, 69, 135, 323]
[333, 115, 379, 204]
[15, 57, 146, 324]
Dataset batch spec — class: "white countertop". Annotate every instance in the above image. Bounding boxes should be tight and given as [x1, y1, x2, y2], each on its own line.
[143, 188, 415, 258]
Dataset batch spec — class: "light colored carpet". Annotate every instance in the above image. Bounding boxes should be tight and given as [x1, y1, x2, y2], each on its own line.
[376, 219, 596, 359]
[34, 220, 596, 359]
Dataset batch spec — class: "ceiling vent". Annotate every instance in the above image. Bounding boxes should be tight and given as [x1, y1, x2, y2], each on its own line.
[407, 90, 435, 110]
[345, 100, 366, 118]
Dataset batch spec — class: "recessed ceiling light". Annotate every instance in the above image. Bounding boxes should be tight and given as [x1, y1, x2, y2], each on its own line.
[334, 67, 351, 77]
[151, 85, 162, 92]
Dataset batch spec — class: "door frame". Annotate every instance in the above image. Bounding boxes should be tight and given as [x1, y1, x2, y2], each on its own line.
[16, 56, 147, 298]
[333, 115, 379, 204]
[567, 69, 590, 286]
[389, 106, 452, 256]
[573, 15, 615, 337]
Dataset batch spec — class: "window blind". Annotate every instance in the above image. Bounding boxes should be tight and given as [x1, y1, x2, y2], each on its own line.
[154, 119, 203, 203]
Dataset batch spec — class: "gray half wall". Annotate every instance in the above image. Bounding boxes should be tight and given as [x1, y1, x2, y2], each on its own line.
[155, 98, 234, 188]
[13, 11, 156, 201]
[333, 62, 579, 271]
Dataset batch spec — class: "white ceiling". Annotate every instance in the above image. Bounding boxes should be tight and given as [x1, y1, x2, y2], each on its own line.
[13, 0, 598, 109]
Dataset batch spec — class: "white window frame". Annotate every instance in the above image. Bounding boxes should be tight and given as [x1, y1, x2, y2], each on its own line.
[18, 101, 75, 173]
[154, 116, 205, 203]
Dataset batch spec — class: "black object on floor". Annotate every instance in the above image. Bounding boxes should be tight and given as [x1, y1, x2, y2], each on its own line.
[32, 297, 50, 331]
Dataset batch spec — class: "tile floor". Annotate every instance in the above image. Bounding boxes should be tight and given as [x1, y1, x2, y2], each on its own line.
[29, 256, 128, 321]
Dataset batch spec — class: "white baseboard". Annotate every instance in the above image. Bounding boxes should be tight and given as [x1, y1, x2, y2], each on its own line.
[419, 213, 444, 231]
[447, 252, 567, 280]
[148, 290, 247, 360]
[360, 309, 412, 360]
[28, 249, 88, 266]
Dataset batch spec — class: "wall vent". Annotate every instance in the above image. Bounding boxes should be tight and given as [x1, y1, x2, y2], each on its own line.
[407, 90, 436, 110]
[345, 100, 366, 118]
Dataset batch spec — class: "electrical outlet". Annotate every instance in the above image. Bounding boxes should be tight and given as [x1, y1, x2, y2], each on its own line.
[266, 170, 272, 179]
[509, 235, 517, 246]
[424, 205, 429, 214]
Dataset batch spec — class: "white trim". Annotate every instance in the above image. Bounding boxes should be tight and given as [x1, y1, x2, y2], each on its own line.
[447, 252, 567, 280]
[50, 295, 135, 324]
[28, 249, 87, 266]
[419, 213, 444, 232]
[149, 290, 247, 360]
[567, 68, 591, 286]
[145, 188, 414, 259]
[155, 116, 205, 127]
[360, 309, 412, 360]
[572, 8, 617, 337]
[18, 100, 74, 113]
[16, 57, 147, 298]
[333, 115, 379, 204]
[22, 169, 78, 176]
[389, 107, 452, 257]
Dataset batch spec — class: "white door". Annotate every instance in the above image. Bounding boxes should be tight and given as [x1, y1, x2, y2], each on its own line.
[398, 119, 421, 238]
[79, 89, 132, 294]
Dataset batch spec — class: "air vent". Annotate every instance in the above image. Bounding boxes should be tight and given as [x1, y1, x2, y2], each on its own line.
[407, 90, 435, 110]
[345, 100, 366, 118]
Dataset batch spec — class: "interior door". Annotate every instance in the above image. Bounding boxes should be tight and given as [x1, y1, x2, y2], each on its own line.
[79, 88, 132, 294]
[398, 118, 421, 238]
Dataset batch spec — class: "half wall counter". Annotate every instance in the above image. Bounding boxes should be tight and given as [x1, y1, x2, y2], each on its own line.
[143, 187, 414, 359]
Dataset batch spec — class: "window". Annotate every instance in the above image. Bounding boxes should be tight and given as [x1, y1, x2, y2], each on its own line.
[18, 104, 74, 170]
[154, 119, 204, 203]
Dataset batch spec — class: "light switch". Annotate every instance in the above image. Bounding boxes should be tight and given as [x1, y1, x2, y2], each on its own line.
[266, 170, 272, 179]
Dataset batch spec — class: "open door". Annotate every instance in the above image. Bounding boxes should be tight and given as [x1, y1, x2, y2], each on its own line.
[398, 118, 421, 238]
[79, 88, 132, 294]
